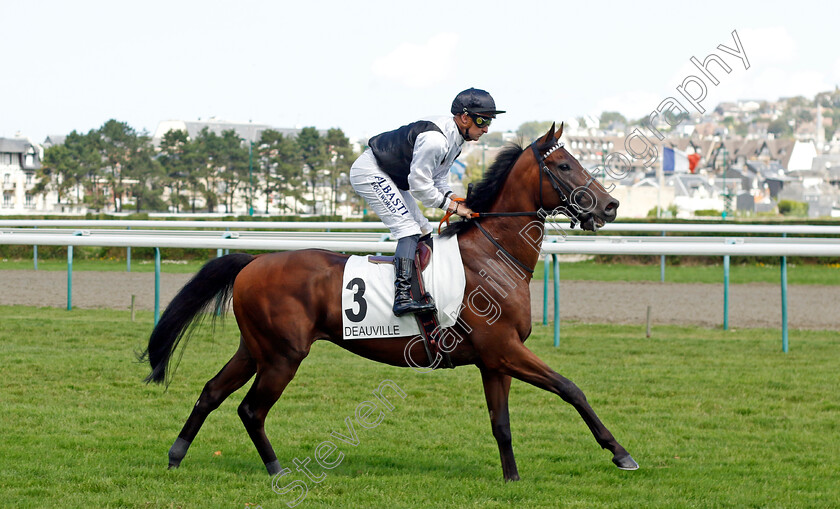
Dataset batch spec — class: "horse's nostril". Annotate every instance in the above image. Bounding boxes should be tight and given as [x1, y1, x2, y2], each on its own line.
[605, 199, 619, 213]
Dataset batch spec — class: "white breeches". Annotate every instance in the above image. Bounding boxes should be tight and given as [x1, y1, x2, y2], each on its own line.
[350, 149, 432, 239]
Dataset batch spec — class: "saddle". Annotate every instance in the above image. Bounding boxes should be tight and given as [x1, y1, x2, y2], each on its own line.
[367, 238, 453, 369]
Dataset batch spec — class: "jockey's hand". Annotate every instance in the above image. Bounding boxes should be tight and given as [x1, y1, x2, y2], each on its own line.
[457, 204, 474, 218]
[447, 200, 473, 218]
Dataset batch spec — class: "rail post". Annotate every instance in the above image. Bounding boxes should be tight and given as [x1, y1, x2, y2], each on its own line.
[543, 254, 550, 325]
[553, 253, 560, 347]
[781, 233, 789, 353]
[660, 230, 666, 282]
[67, 245, 73, 310]
[723, 238, 735, 330]
[723, 255, 730, 330]
[66, 230, 84, 310]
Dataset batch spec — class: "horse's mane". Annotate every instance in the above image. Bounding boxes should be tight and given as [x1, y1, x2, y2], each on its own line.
[440, 143, 524, 238]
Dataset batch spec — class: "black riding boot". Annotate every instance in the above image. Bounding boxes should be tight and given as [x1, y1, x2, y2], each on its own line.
[392, 257, 436, 317]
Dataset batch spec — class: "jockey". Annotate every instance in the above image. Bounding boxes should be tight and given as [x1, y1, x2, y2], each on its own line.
[350, 87, 505, 316]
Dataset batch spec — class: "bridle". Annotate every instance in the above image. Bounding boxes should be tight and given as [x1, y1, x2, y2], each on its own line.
[531, 140, 599, 227]
[465, 139, 601, 275]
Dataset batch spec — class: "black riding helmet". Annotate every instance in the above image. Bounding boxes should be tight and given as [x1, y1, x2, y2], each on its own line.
[451, 88, 505, 117]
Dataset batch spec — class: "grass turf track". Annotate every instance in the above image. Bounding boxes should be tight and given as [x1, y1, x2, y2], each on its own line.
[0, 306, 838, 508]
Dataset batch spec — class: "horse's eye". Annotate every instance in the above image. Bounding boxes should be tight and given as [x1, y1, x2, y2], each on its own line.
[558, 163, 571, 171]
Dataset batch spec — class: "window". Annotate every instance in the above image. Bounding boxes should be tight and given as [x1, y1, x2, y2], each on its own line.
[2, 192, 11, 207]
[0, 153, 11, 165]
[25, 173, 33, 185]
[25, 193, 33, 208]
[3, 173, 9, 184]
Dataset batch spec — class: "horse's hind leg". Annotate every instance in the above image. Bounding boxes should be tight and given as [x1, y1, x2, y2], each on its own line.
[237, 357, 305, 476]
[168, 337, 256, 469]
[492, 342, 639, 470]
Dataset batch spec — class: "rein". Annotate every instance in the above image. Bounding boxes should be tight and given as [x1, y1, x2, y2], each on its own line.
[473, 221, 535, 275]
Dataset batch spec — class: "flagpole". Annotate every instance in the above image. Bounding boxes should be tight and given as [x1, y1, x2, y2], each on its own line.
[657, 149, 663, 218]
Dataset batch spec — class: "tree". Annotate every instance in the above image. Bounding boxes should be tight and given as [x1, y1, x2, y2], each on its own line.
[297, 127, 327, 214]
[768, 118, 793, 138]
[324, 128, 356, 216]
[158, 129, 192, 213]
[785, 96, 811, 108]
[128, 150, 166, 212]
[40, 130, 105, 210]
[181, 133, 206, 213]
[460, 151, 486, 189]
[516, 121, 555, 143]
[795, 109, 813, 122]
[599, 111, 627, 129]
[273, 133, 305, 214]
[37, 142, 79, 206]
[192, 128, 221, 212]
[254, 129, 283, 214]
[102, 120, 166, 212]
[98, 119, 137, 212]
[480, 132, 504, 147]
[212, 130, 248, 213]
[778, 199, 808, 216]
[825, 108, 840, 142]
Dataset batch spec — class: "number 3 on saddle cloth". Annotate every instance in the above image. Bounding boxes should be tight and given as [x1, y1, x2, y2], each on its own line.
[341, 235, 466, 366]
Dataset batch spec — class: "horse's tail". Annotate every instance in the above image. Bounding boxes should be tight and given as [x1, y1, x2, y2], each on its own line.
[140, 253, 256, 384]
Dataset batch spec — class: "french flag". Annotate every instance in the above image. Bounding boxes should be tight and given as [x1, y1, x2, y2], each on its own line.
[662, 146, 689, 174]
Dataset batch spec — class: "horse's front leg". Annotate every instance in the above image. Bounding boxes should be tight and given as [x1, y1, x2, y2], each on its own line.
[489, 341, 638, 470]
[478, 366, 520, 481]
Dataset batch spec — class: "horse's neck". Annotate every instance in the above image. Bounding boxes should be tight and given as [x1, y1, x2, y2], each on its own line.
[471, 214, 545, 276]
[465, 176, 546, 276]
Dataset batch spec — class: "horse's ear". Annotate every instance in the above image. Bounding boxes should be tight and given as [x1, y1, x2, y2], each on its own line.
[555, 122, 564, 140]
[540, 122, 556, 144]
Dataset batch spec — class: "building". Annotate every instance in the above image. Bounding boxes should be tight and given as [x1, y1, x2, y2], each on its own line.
[151, 118, 330, 146]
[1, 138, 43, 214]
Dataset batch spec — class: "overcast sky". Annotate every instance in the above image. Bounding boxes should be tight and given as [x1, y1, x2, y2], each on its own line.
[3, 0, 839, 142]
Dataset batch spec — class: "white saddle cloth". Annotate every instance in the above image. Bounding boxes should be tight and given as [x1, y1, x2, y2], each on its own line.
[341, 235, 465, 340]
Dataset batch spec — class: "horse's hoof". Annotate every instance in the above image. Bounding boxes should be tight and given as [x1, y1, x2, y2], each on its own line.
[168, 437, 190, 469]
[612, 452, 639, 470]
[265, 460, 284, 476]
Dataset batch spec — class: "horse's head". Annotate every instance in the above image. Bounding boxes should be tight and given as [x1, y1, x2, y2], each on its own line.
[531, 123, 619, 231]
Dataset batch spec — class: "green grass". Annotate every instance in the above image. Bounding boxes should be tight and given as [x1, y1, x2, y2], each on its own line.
[0, 258, 207, 273]
[1, 306, 838, 508]
[5, 256, 840, 284]
[531, 259, 840, 285]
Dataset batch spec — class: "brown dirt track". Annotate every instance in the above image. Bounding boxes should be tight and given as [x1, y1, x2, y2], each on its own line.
[1, 269, 838, 330]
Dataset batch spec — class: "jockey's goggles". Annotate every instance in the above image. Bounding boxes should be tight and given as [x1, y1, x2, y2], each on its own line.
[469, 113, 493, 128]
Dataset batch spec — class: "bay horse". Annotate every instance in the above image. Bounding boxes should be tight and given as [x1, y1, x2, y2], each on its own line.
[141, 123, 638, 482]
